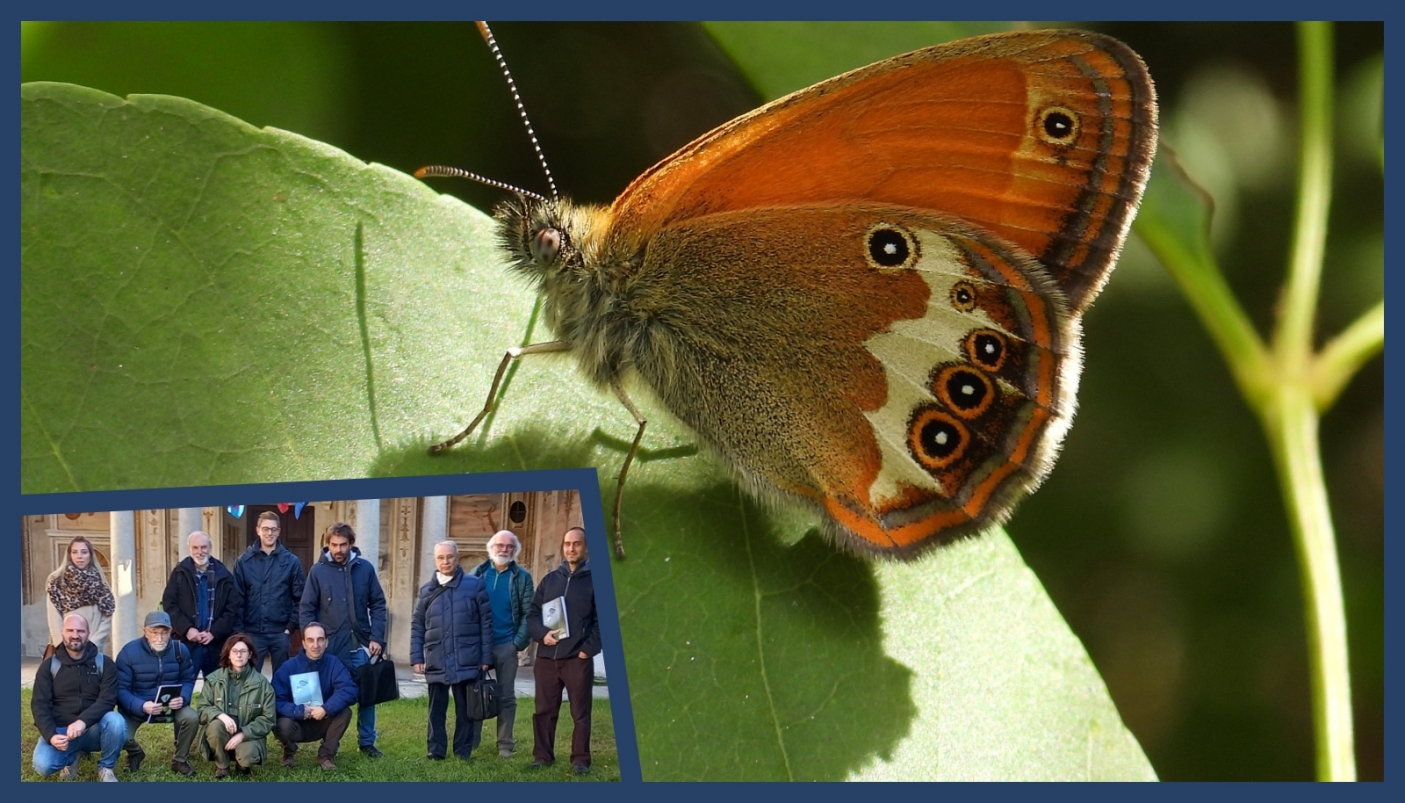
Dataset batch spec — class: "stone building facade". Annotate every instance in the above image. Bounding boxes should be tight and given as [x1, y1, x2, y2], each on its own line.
[20, 490, 584, 665]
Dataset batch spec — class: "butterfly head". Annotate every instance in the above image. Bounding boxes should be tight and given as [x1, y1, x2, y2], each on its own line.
[494, 193, 607, 285]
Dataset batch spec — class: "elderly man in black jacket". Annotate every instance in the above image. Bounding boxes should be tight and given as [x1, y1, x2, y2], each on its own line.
[162, 530, 242, 680]
[527, 526, 601, 775]
[31, 613, 127, 781]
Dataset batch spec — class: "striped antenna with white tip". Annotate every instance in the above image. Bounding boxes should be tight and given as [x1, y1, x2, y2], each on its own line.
[477, 21, 558, 202]
[414, 21, 558, 203]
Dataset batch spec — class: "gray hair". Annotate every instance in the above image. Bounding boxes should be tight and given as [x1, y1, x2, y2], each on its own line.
[488, 530, 521, 560]
[434, 540, 459, 556]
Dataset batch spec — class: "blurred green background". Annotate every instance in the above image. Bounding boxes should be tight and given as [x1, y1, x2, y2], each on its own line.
[21, 21, 1383, 781]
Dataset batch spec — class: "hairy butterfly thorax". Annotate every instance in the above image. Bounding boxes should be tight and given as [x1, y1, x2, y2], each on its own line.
[420, 23, 1158, 559]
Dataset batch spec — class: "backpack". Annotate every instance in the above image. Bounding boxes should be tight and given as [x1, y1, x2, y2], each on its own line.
[49, 651, 104, 676]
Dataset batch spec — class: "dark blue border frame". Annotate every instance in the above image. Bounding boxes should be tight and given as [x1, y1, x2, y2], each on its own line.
[14, 6, 1398, 792]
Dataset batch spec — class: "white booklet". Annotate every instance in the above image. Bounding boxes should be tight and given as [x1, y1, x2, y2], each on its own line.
[290, 671, 324, 707]
[541, 594, 570, 640]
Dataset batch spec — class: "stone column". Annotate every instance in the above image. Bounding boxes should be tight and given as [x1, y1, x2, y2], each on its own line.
[110, 511, 139, 654]
[421, 496, 448, 587]
[356, 499, 381, 569]
[177, 508, 203, 542]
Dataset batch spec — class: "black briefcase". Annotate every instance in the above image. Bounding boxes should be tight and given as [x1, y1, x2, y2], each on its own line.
[357, 653, 400, 707]
[466, 670, 501, 720]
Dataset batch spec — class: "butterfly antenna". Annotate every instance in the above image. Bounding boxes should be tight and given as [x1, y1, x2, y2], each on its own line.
[476, 21, 559, 202]
[413, 165, 548, 203]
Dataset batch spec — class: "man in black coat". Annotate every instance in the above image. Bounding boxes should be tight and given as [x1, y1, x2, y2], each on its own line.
[162, 530, 241, 679]
[31, 613, 127, 781]
[233, 511, 305, 673]
[526, 526, 601, 775]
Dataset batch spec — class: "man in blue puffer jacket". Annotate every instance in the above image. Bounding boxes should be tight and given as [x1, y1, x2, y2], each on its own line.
[232, 511, 305, 674]
[411, 541, 493, 761]
[114, 611, 198, 776]
[271, 623, 357, 771]
[300, 522, 388, 758]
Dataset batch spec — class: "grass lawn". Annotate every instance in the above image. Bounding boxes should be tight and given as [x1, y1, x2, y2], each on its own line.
[20, 689, 618, 782]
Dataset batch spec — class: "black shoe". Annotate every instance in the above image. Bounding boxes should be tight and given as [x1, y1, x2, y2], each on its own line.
[529, 759, 553, 769]
[171, 760, 196, 777]
[572, 763, 590, 775]
[426, 754, 445, 761]
[126, 748, 145, 773]
[359, 744, 384, 759]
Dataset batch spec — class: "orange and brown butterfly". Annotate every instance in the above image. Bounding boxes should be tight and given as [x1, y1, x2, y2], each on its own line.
[420, 23, 1158, 559]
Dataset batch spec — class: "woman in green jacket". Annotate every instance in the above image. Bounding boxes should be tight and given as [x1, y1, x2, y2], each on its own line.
[197, 632, 275, 777]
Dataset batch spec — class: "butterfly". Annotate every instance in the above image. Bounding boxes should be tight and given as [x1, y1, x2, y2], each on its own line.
[421, 24, 1158, 559]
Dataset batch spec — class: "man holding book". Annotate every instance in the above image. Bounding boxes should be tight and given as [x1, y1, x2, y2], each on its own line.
[270, 622, 357, 770]
[114, 611, 199, 776]
[526, 526, 601, 775]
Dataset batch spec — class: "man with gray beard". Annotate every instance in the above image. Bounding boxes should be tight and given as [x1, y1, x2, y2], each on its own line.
[470, 530, 534, 758]
[162, 531, 242, 680]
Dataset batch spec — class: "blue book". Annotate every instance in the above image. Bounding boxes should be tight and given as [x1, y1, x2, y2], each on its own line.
[290, 671, 324, 707]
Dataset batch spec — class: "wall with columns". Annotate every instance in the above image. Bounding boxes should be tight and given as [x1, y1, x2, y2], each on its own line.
[20, 491, 585, 662]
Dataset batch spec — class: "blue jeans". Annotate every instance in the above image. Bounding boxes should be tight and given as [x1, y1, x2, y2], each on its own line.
[343, 647, 377, 747]
[249, 631, 290, 675]
[187, 641, 218, 679]
[32, 711, 128, 775]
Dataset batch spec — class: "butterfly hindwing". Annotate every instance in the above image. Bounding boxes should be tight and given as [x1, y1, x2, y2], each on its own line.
[625, 204, 1077, 556]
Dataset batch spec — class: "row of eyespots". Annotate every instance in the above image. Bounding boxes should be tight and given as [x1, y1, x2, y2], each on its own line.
[906, 327, 1012, 472]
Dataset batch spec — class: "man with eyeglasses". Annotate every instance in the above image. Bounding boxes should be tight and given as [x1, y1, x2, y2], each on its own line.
[232, 511, 305, 674]
[114, 611, 199, 776]
[271, 623, 357, 771]
[469, 530, 534, 758]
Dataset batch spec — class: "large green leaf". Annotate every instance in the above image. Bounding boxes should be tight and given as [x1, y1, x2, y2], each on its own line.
[22, 67, 1152, 780]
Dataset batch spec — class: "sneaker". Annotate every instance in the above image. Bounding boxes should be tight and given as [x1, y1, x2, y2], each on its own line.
[317, 757, 337, 771]
[572, 763, 590, 775]
[171, 759, 196, 777]
[57, 765, 76, 780]
[359, 744, 384, 759]
[499, 748, 513, 759]
[126, 748, 145, 773]
[97, 767, 119, 782]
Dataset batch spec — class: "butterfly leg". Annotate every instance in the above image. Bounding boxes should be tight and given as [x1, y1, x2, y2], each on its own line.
[428, 341, 572, 454]
[609, 377, 647, 560]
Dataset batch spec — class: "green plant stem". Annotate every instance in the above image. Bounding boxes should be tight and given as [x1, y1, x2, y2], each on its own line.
[1262, 388, 1355, 781]
[1315, 300, 1384, 409]
[1263, 21, 1355, 781]
[1277, 22, 1334, 363]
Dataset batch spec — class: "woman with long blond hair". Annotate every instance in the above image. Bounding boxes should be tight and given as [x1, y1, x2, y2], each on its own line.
[45, 536, 115, 656]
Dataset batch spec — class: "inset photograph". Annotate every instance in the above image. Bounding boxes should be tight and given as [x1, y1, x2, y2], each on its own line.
[20, 471, 630, 782]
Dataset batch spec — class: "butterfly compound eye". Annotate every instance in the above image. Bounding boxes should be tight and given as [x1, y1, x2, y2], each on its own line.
[530, 228, 563, 263]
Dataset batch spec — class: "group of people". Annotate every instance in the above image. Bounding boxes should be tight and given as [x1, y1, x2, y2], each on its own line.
[31, 518, 601, 781]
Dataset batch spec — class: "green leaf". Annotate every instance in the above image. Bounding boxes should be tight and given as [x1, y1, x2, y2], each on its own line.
[21, 75, 1152, 780]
